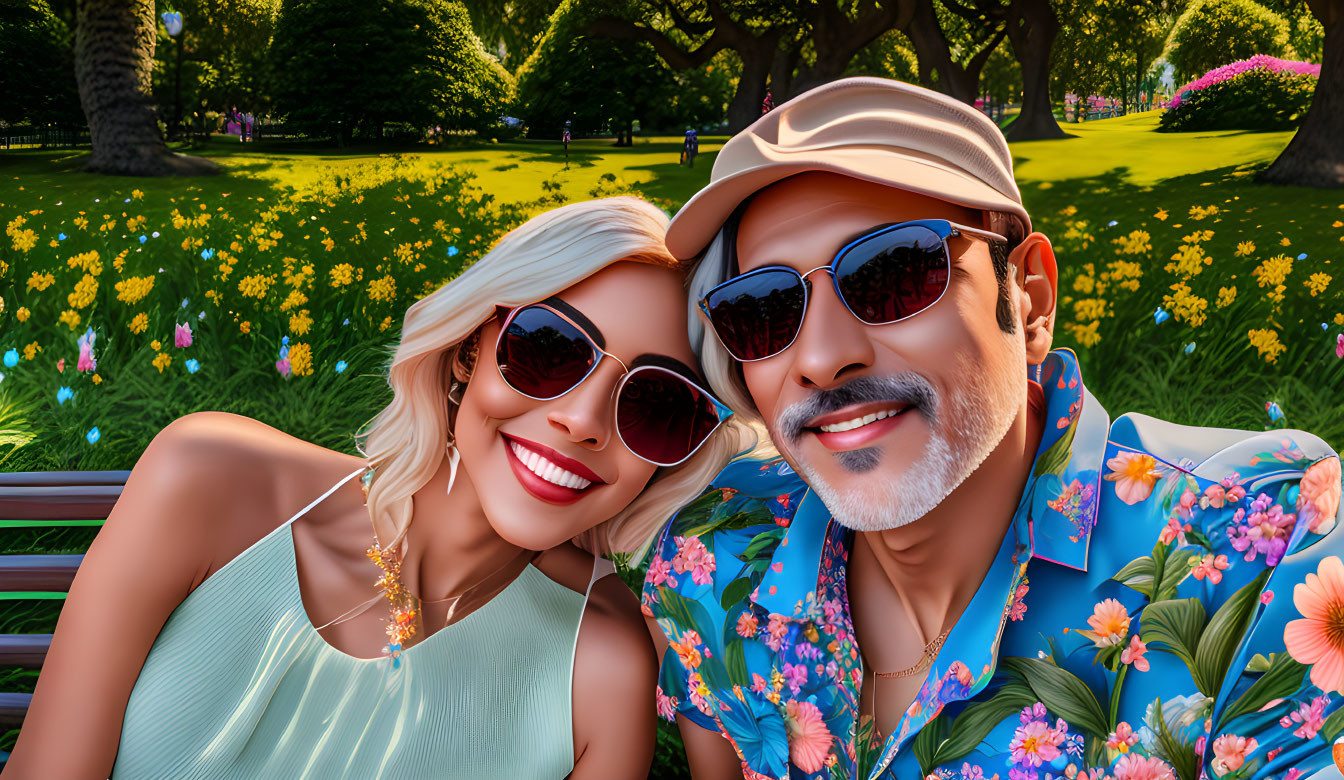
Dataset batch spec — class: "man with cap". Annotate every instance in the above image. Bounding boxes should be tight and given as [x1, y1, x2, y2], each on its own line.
[642, 77, 1344, 780]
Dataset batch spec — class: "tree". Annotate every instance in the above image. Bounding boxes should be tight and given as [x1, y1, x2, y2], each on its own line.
[0, 0, 81, 127]
[269, 0, 511, 144]
[515, 0, 676, 143]
[1261, 0, 1344, 187]
[458, 0, 563, 70]
[1053, 0, 1180, 112]
[1003, 0, 1068, 139]
[1165, 0, 1290, 82]
[73, 0, 220, 175]
[148, 0, 281, 125]
[904, 0, 1008, 103]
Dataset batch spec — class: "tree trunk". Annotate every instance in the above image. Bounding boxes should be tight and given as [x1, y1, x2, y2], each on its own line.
[1004, 0, 1067, 141]
[902, 0, 1003, 104]
[727, 38, 774, 132]
[1261, 1, 1344, 188]
[74, 0, 219, 175]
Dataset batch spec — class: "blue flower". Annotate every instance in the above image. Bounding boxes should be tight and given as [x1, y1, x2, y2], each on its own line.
[56, 386, 74, 404]
[1298, 252, 1308, 260]
[1154, 307, 1170, 325]
[201, 248, 215, 260]
[0, 371, 5, 384]
[2, 349, 17, 368]
[342, 318, 349, 326]
[1107, 220, 1118, 227]
[185, 358, 200, 374]
[447, 246, 459, 257]
[181, 297, 189, 309]
[281, 336, 290, 347]
[335, 360, 348, 373]
[1184, 342, 1196, 354]
[139, 235, 147, 244]
[57, 232, 67, 241]
[1266, 401, 1285, 422]
[86, 427, 101, 445]
[152, 231, 160, 238]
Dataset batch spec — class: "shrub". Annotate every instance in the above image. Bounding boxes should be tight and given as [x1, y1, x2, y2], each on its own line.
[1166, 0, 1290, 83]
[1159, 63, 1317, 132]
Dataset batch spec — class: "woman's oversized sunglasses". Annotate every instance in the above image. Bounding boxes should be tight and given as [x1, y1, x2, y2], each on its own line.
[698, 219, 1007, 362]
[494, 301, 733, 467]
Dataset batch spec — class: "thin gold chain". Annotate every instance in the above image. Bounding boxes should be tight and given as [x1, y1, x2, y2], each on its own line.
[866, 626, 951, 746]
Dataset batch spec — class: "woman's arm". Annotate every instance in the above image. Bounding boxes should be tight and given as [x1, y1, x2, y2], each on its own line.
[642, 614, 743, 779]
[568, 576, 658, 779]
[4, 413, 257, 777]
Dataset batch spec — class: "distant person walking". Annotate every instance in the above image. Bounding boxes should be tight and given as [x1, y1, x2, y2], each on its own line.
[562, 121, 571, 163]
[680, 128, 698, 168]
[244, 111, 255, 142]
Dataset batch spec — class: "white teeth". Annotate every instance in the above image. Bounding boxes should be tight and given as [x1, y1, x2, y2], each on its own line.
[818, 407, 903, 434]
[510, 441, 593, 490]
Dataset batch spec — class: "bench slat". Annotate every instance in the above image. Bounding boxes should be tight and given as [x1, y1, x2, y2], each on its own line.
[0, 634, 52, 667]
[0, 555, 83, 592]
[0, 485, 124, 520]
[0, 471, 130, 487]
[0, 691, 32, 729]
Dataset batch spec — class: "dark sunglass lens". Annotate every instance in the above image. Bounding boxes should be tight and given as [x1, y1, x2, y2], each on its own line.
[497, 306, 595, 399]
[617, 370, 721, 465]
[703, 269, 806, 360]
[835, 225, 949, 324]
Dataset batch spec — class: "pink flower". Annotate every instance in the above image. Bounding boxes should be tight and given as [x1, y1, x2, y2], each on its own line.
[1010, 583, 1029, 621]
[276, 357, 291, 377]
[1160, 518, 1192, 545]
[1204, 483, 1226, 509]
[1227, 499, 1297, 566]
[1120, 635, 1149, 672]
[750, 673, 768, 693]
[671, 535, 716, 586]
[1113, 753, 1175, 780]
[785, 700, 832, 773]
[1261, 590, 1275, 605]
[1177, 488, 1198, 519]
[1210, 734, 1257, 776]
[1105, 452, 1163, 505]
[1010, 719, 1064, 766]
[686, 672, 713, 716]
[655, 685, 678, 721]
[646, 556, 671, 588]
[1285, 556, 1344, 694]
[76, 327, 96, 372]
[1084, 599, 1131, 647]
[736, 611, 759, 638]
[1297, 457, 1341, 535]
[175, 321, 193, 348]
[1279, 695, 1328, 739]
[764, 613, 790, 652]
[1285, 769, 1303, 780]
[1171, 55, 1321, 107]
[1106, 722, 1139, 752]
[56, 357, 65, 372]
[781, 661, 807, 693]
[1190, 554, 1231, 584]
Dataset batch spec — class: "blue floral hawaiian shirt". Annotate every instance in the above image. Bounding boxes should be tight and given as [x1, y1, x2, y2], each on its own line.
[643, 348, 1344, 780]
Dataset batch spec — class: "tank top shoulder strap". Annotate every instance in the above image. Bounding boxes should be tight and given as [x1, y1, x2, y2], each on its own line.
[585, 556, 617, 596]
[276, 465, 369, 533]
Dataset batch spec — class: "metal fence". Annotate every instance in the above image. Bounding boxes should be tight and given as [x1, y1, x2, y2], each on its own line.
[1, 127, 90, 150]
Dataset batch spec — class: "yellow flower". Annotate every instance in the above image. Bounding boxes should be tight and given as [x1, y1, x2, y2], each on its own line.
[22, 341, 41, 360]
[1247, 328, 1285, 363]
[1165, 243, 1210, 279]
[68, 274, 98, 309]
[15, 307, 29, 322]
[1059, 205, 1078, 217]
[27, 271, 55, 292]
[1306, 273, 1332, 297]
[288, 342, 313, 376]
[379, 315, 393, 331]
[10, 228, 37, 252]
[152, 351, 172, 373]
[114, 275, 155, 304]
[1163, 282, 1209, 327]
[58, 309, 81, 330]
[330, 263, 354, 287]
[367, 275, 397, 303]
[129, 312, 148, 334]
[1336, 313, 1344, 326]
[151, 339, 162, 351]
[67, 250, 102, 275]
[240, 320, 252, 334]
[1280, 237, 1292, 247]
[1112, 230, 1151, 256]
[131, 188, 144, 199]
[1106, 260, 1144, 292]
[1073, 274, 1095, 294]
[1180, 230, 1214, 244]
[1235, 241, 1255, 257]
[1188, 204, 1219, 220]
[238, 274, 274, 299]
[1216, 286, 1237, 308]
[1252, 255, 1293, 289]
[1153, 209, 1168, 221]
[1064, 320, 1102, 347]
[289, 310, 313, 336]
[280, 289, 308, 311]
[1073, 298, 1107, 322]
[91, 374, 102, 385]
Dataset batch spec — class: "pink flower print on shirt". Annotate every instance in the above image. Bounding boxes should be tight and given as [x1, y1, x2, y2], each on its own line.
[672, 535, 717, 585]
[1279, 695, 1328, 739]
[1190, 554, 1230, 584]
[1009, 719, 1064, 767]
[1210, 734, 1257, 776]
[1297, 457, 1341, 535]
[1107, 722, 1140, 752]
[1120, 635, 1149, 672]
[1104, 451, 1163, 505]
[655, 685, 679, 721]
[1113, 753, 1176, 780]
[1227, 497, 1297, 566]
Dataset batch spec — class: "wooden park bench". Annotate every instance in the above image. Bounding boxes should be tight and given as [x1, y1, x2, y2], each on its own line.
[0, 470, 128, 740]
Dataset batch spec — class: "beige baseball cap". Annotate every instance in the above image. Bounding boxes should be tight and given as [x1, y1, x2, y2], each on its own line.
[665, 76, 1032, 260]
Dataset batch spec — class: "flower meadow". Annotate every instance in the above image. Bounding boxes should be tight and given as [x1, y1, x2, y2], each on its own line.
[0, 156, 530, 473]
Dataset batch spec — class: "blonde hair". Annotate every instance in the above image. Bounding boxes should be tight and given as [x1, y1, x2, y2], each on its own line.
[357, 196, 756, 564]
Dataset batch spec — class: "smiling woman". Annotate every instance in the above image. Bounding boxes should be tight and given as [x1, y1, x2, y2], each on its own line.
[5, 196, 754, 779]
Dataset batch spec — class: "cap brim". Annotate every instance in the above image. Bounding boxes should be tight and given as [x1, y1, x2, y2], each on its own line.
[666, 149, 1031, 260]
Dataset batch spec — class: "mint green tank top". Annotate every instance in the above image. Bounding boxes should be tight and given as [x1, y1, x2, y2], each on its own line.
[112, 467, 611, 779]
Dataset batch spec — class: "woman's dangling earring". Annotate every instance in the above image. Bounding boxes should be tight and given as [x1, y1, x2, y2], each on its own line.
[444, 440, 460, 496]
[448, 380, 464, 405]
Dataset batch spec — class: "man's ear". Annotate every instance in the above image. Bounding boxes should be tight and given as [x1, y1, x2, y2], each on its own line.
[1011, 232, 1057, 365]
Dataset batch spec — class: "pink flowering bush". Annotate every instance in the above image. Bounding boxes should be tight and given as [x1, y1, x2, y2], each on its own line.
[1161, 56, 1319, 133]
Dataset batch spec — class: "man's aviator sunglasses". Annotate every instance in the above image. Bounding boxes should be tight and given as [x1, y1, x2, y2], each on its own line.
[698, 218, 1008, 362]
[494, 301, 734, 467]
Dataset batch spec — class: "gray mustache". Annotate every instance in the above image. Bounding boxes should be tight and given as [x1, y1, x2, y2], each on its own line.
[775, 374, 939, 444]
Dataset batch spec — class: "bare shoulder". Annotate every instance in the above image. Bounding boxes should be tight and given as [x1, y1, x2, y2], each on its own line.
[126, 411, 362, 576]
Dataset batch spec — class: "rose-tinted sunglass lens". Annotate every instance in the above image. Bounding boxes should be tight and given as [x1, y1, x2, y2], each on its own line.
[617, 369, 722, 465]
[496, 306, 596, 399]
[703, 268, 807, 361]
[835, 225, 949, 324]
